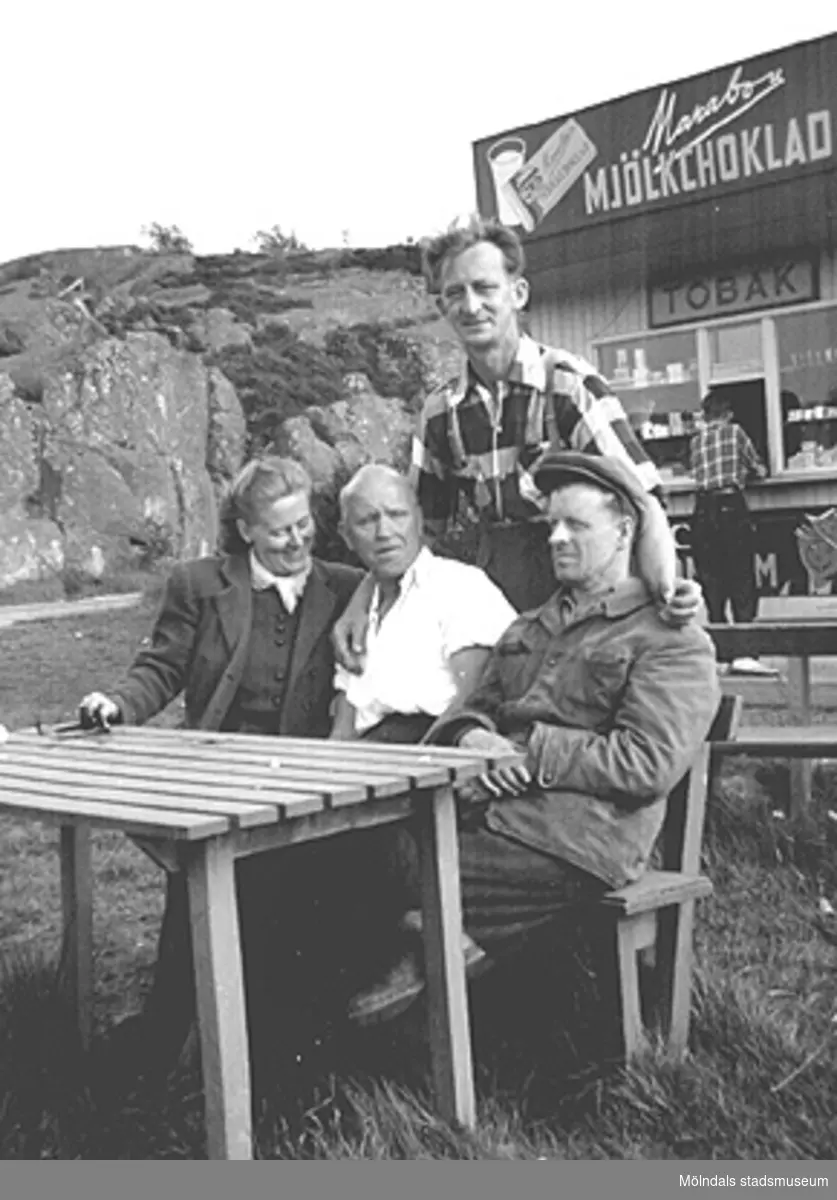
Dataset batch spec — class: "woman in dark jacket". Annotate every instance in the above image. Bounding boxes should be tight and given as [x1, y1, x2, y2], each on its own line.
[80, 456, 373, 1083]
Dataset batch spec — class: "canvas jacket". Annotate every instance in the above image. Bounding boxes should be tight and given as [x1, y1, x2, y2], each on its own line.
[113, 553, 361, 736]
[430, 580, 719, 888]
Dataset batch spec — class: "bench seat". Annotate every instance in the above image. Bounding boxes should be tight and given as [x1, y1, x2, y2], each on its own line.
[602, 870, 714, 918]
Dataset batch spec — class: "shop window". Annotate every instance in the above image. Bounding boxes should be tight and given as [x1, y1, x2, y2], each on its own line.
[596, 330, 700, 483]
[777, 308, 837, 473]
[707, 321, 763, 381]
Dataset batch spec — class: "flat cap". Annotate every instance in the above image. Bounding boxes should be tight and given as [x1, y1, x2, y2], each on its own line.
[531, 450, 648, 520]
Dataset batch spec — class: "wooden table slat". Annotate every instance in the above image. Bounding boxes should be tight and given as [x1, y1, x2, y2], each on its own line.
[14, 738, 458, 798]
[0, 757, 325, 825]
[31, 726, 493, 772]
[0, 748, 327, 804]
[0, 772, 247, 828]
[3, 744, 393, 805]
[28, 734, 407, 801]
[0, 789, 227, 839]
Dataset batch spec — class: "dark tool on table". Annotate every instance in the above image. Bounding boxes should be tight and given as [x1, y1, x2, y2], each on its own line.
[34, 712, 112, 737]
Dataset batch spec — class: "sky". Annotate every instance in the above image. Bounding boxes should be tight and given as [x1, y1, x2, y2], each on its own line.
[1, 1, 835, 263]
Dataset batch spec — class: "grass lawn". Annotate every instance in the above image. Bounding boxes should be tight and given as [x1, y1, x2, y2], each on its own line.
[0, 592, 835, 1159]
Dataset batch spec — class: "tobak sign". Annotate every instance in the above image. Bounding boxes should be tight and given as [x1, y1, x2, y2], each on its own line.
[649, 258, 817, 327]
[473, 33, 837, 240]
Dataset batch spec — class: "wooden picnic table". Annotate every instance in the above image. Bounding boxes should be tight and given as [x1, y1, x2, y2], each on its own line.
[707, 619, 837, 816]
[0, 724, 504, 1159]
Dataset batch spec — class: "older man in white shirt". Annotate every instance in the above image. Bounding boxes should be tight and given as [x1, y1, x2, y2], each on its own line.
[330, 463, 517, 744]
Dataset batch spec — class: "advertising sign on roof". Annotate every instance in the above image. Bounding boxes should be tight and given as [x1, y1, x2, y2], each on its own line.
[473, 34, 837, 241]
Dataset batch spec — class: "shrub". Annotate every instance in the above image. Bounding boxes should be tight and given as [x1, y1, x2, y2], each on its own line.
[141, 223, 193, 255]
[207, 286, 312, 325]
[211, 326, 345, 454]
[324, 322, 433, 409]
[252, 226, 310, 256]
[339, 245, 422, 275]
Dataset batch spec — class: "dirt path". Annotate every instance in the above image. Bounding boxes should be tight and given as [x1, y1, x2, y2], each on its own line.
[0, 592, 144, 630]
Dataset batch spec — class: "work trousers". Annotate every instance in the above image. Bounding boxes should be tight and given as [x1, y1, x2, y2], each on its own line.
[691, 488, 759, 626]
[389, 821, 606, 949]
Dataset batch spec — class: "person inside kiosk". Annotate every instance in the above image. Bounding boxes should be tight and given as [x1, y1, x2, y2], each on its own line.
[688, 387, 776, 677]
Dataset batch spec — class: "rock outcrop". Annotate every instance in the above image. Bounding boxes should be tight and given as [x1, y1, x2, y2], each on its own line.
[0, 333, 246, 586]
[276, 376, 415, 492]
[0, 241, 462, 589]
[0, 376, 64, 585]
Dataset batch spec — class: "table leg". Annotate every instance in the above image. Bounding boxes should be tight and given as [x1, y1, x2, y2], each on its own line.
[416, 784, 476, 1129]
[787, 655, 812, 820]
[59, 822, 93, 1050]
[185, 839, 253, 1160]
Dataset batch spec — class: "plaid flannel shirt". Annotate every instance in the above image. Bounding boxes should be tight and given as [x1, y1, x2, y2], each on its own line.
[688, 420, 766, 492]
[410, 335, 662, 535]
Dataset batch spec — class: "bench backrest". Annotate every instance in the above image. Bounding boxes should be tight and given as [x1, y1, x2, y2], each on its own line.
[660, 693, 742, 875]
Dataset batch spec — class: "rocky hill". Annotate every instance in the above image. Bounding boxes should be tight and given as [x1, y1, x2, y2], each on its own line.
[0, 243, 462, 587]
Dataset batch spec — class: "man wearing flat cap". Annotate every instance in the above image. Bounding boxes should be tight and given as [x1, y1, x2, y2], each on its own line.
[427, 449, 720, 951]
[354, 451, 720, 1015]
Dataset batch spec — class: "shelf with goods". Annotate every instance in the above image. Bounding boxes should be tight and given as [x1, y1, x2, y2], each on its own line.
[777, 305, 837, 474]
[783, 440, 837, 472]
[597, 329, 704, 466]
[599, 333, 700, 407]
[591, 299, 837, 492]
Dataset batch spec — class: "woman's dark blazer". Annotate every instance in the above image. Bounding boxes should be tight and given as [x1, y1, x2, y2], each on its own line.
[113, 552, 362, 737]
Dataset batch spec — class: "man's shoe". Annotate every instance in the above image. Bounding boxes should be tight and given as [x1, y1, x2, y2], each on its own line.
[347, 930, 489, 1027]
[730, 656, 779, 677]
[401, 908, 492, 981]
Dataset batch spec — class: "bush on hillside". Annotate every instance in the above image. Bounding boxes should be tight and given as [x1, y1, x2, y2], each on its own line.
[324, 322, 434, 410]
[96, 298, 202, 349]
[252, 226, 309, 256]
[207, 285, 312, 325]
[341, 244, 423, 275]
[141, 223, 193, 255]
[212, 324, 346, 453]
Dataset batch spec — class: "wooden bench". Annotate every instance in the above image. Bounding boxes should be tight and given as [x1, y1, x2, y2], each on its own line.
[712, 725, 837, 820]
[708, 621, 837, 816]
[597, 694, 741, 1062]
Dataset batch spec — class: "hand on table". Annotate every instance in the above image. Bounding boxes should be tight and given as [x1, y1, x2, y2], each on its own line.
[457, 727, 532, 802]
[458, 728, 520, 757]
[78, 691, 122, 730]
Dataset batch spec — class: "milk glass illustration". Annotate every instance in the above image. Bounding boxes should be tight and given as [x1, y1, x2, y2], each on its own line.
[487, 137, 534, 230]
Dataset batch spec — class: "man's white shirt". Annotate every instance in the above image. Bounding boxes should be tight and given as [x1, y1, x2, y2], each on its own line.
[334, 546, 516, 734]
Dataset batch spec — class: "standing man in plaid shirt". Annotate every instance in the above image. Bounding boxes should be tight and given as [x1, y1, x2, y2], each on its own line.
[333, 215, 701, 668]
[412, 214, 697, 615]
[689, 386, 772, 674]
